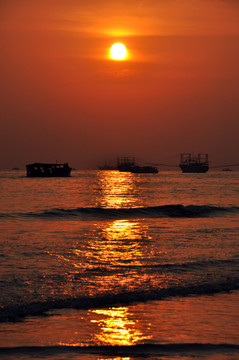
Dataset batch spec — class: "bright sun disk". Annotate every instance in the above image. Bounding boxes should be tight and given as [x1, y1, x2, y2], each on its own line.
[110, 43, 127, 60]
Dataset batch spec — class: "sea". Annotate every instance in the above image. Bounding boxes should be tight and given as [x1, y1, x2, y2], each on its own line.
[0, 169, 239, 360]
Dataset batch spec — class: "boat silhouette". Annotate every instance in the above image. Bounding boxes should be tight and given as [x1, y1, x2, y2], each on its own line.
[26, 162, 72, 177]
[117, 157, 158, 174]
[179, 153, 209, 173]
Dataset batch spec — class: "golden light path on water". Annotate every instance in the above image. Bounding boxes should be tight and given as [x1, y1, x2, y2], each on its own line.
[83, 220, 147, 268]
[94, 170, 144, 208]
[51, 171, 154, 346]
[90, 307, 151, 346]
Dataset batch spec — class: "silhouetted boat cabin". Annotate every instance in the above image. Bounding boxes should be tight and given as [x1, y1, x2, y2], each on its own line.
[179, 153, 209, 173]
[26, 162, 72, 177]
[117, 157, 136, 172]
[117, 157, 158, 174]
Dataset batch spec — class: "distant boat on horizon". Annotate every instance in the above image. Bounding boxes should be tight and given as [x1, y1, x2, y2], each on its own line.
[117, 157, 158, 174]
[179, 153, 209, 173]
[222, 168, 232, 171]
[26, 162, 72, 177]
[98, 163, 117, 170]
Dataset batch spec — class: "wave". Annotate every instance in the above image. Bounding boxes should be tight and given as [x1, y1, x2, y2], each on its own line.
[0, 343, 239, 357]
[1, 204, 239, 220]
[1, 279, 238, 323]
[76, 258, 239, 277]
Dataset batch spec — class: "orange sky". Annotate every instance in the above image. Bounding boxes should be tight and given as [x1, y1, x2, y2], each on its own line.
[1, 0, 239, 169]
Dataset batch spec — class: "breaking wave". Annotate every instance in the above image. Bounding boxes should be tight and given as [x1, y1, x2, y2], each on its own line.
[1, 204, 239, 220]
[1, 279, 238, 323]
[1, 343, 239, 357]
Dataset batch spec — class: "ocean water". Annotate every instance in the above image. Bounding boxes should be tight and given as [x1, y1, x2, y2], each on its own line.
[0, 169, 239, 360]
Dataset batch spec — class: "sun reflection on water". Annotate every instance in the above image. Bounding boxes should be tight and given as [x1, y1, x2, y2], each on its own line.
[94, 170, 144, 208]
[44, 170, 155, 341]
[90, 306, 151, 346]
[84, 219, 150, 269]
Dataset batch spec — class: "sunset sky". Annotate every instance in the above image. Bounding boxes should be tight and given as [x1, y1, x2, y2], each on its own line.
[1, 0, 239, 169]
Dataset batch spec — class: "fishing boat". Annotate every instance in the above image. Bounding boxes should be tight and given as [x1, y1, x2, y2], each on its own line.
[98, 164, 117, 170]
[222, 168, 232, 172]
[129, 165, 158, 173]
[26, 162, 72, 177]
[179, 153, 209, 173]
[117, 157, 158, 174]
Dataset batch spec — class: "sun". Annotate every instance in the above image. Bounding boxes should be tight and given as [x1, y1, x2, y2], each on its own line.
[110, 43, 127, 61]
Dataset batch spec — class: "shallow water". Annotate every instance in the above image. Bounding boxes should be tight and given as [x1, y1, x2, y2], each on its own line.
[0, 170, 239, 359]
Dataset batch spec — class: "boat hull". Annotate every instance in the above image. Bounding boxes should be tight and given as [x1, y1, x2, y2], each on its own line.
[118, 165, 158, 174]
[129, 166, 158, 174]
[179, 165, 209, 173]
